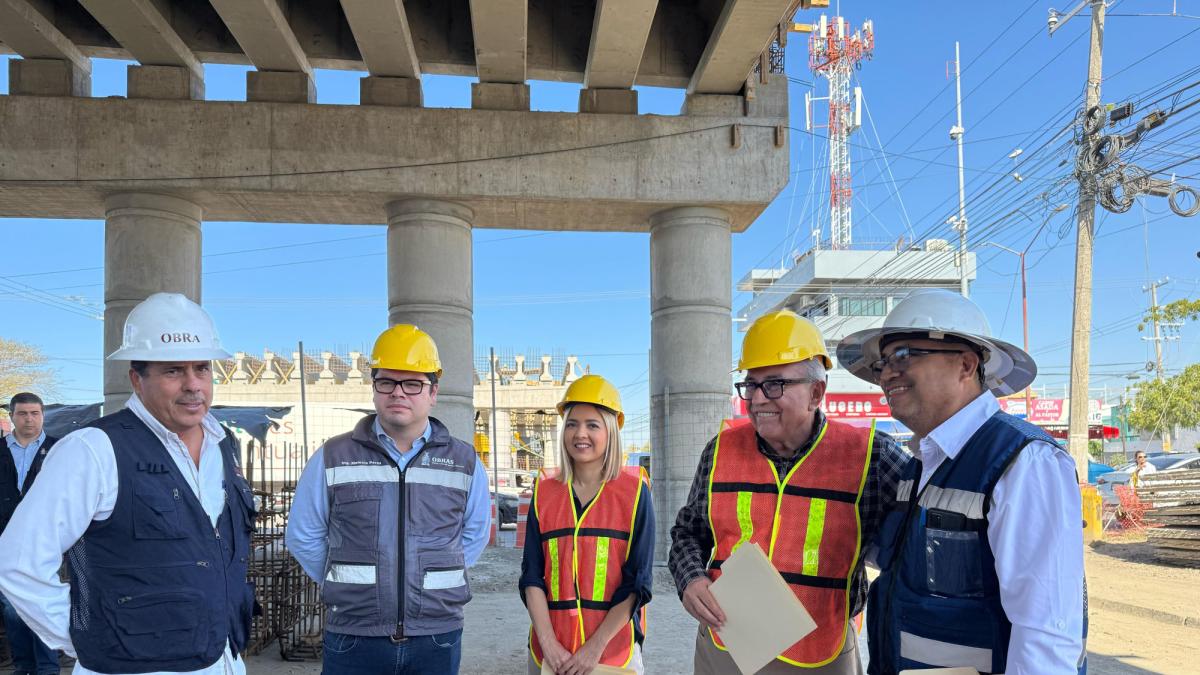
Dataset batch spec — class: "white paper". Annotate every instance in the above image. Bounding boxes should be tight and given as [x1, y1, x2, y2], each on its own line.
[899, 669, 981, 674]
[709, 542, 818, 675]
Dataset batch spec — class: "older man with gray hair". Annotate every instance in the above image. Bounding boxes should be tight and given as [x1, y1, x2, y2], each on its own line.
[670, 309, 910, 674]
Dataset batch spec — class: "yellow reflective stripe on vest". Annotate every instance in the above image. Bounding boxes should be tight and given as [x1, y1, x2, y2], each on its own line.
[592, 537, 610, 601]
[734, 491, 754, 553]
[548, 538, 560, 601]
[802, 498, 827, 576]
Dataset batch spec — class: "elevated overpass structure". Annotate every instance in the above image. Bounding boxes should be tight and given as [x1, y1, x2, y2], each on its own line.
[0, 0, 817, 556]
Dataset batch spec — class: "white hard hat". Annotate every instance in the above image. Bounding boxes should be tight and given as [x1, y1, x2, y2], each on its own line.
[106, 292, 232, 362]
[835, 288, 1037, 396]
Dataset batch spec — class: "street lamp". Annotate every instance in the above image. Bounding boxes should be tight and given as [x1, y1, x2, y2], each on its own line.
[979, 241, 1033, 417]
[979, 202, 1070, 419]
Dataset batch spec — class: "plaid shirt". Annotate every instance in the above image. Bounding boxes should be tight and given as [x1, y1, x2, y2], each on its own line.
[668, 410, 912, 616]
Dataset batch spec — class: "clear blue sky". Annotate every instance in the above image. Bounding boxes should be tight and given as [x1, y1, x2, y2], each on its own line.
[2, 2, 1198, 445]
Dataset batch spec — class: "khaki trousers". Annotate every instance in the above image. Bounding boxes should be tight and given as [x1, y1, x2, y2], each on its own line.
[527, 643, 645, 674]
[693, 625, 863, 675]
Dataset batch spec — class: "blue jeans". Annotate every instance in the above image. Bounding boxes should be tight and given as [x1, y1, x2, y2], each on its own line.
[321, 629, 462, 675]
[0, 592, 60, 675]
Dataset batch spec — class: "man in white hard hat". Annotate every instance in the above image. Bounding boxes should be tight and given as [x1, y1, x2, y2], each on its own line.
[836, 289, 1085, 675]
[0, 293, 257, 675]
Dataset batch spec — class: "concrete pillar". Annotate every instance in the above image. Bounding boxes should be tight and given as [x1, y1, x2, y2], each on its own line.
[385, 199, 474, 441]
[649, 206, 732, 559]
[104, 193, 203, 413]
[496, 409, 513, 470]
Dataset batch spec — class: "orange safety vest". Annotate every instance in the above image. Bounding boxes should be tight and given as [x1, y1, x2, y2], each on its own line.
[706, 419, 873, 667]
[529, 466, 648, 669]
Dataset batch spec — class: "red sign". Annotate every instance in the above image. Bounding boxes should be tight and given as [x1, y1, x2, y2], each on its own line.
[999, 398, 1063, 424]
[821, 393, 892, 419]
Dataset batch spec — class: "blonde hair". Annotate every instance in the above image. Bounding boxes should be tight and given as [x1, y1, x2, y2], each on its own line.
[557, 403, 623, 484]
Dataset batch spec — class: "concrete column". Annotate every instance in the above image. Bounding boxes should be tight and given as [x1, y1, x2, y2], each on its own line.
[649, 206, 732, 559]
[386, 199, 474, 441]
[104, 193, 203, 412]
[496, 409, 513, 470]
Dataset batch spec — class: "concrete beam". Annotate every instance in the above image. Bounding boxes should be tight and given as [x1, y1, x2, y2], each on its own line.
[0, 95, 788, 232]
[469, 0, 527, 84]
[688, 0, 792, 94]
[0, 0, 91, 95]
[584, 0, 658, 89]
[207, 0, 313, 75]
[339, 0, 420, 79]
[0, 0, 91, 70]
[77, 0, 204, 94]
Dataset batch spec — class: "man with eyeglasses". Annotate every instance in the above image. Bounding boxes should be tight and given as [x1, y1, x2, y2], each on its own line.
[669, 310, 910, 674]
[286, 325, 490, 674]
[836, 289, 1085, 675]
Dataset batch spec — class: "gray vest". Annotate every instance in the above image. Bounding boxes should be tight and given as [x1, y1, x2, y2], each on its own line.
[322, 415, 476, 637]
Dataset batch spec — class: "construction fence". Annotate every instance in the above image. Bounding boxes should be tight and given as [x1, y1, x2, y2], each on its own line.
[243, 439, 325, 660]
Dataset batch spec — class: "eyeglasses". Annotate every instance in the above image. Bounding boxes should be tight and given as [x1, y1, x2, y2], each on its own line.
[869, 347, 968, 376]
[372, 378, 432, 395]
[734, 378, 812, 401]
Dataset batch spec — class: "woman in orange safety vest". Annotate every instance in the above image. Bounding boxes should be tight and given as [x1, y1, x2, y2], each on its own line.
[519, 374, 655, 675]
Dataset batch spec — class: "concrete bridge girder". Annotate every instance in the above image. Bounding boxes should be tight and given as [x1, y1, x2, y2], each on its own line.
[2, 5, 796, 547]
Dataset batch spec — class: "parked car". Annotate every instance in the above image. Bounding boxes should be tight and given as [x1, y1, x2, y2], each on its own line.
[1096, 452, 1200, 504]
[491, 491, 518, 526]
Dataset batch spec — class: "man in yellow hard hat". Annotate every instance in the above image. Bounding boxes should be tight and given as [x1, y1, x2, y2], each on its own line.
[669, 310, 911, 674]
[287, 325, 491, 675]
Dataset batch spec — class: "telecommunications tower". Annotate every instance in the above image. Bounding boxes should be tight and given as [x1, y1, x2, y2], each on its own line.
[806, 15, 874, 249]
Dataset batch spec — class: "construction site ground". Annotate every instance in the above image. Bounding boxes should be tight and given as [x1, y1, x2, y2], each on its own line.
[247, 536, 1198, 674]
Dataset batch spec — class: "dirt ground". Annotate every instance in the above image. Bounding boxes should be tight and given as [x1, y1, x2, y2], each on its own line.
[244, 539, 1198, 674]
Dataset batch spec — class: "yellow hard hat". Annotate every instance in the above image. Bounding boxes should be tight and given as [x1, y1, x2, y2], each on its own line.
[370, 324, 442, 377]
[738, 310, 833, 371]
[557, 374, 624, 429]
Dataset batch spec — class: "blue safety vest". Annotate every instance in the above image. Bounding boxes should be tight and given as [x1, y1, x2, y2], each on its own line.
[867, 411, 1086, 675]
[67, 409, 256, 674]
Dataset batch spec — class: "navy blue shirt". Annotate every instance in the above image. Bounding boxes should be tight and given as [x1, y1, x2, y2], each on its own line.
[519, 481, 655, 645]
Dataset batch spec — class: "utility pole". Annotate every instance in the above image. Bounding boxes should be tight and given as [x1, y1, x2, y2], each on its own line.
[1143, 278, 1173, 451]
[1057, 0, 1105, 475]
[951, 41, 970, 298]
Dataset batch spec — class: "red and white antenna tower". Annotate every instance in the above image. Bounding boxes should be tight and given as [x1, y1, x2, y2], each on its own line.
[806, 15, 874, 249]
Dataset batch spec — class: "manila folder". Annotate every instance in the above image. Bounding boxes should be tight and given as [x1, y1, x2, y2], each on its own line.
[709, 542, 817, 675]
